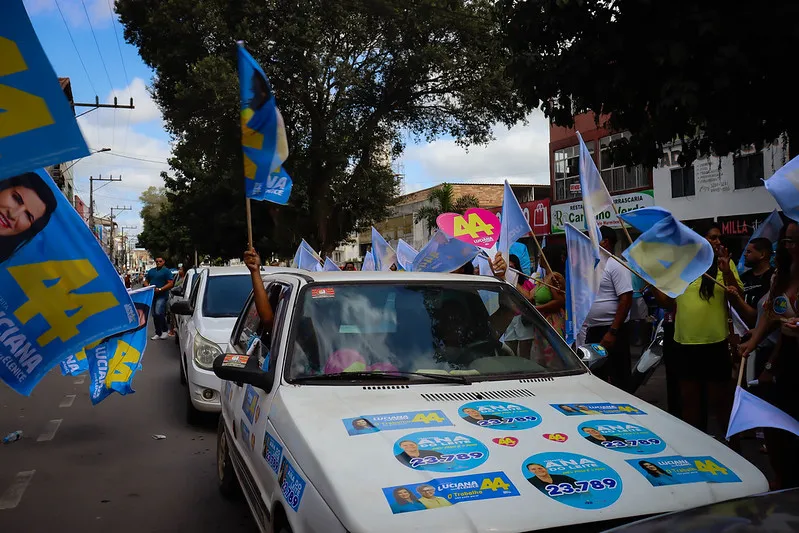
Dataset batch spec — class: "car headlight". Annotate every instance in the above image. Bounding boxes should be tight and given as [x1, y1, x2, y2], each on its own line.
[193, 333, 221, 369]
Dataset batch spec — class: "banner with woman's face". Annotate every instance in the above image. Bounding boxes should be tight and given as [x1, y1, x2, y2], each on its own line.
[0, 169, 137, 395]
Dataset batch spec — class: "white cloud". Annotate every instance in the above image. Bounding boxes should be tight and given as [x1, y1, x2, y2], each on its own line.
[24, 0, 113, 28]
[400, 111, 551, 190]
[91, 77, 163, 128]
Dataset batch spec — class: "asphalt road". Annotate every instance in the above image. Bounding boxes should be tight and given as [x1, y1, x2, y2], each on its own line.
[0, 327, 257, 532]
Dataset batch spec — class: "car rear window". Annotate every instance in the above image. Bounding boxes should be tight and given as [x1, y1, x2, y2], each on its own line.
[202, 275, 253, 318]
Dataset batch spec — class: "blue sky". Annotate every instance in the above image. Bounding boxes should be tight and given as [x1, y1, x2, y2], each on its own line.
[23, 0, 550, 238]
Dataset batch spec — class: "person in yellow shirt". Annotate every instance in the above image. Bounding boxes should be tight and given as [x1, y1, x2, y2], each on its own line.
[416, 485, 452, 509]
[650, 223, 743, 439]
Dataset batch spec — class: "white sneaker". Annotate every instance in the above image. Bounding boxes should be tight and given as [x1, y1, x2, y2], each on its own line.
[159, 333, 170, 340]
[151, 334, 161, 340]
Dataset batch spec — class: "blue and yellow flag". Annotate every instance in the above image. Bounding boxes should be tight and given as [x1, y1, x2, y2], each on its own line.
[498, 180, 532, 261]
[0, 0, 89, 180]
[237, 42, 292, 204]
[0, 169, 136, 395]
[87, 286, 154, 404]
[412, 229, 480, 273]
[371, 227, 397, 271]
[620, 207, 714, 298]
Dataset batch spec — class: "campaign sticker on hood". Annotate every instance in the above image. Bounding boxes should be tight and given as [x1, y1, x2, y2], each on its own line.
[458, 401, 542, 430]
[382, 471, 519, 514]
[263, 431, 283, 474]
[279, 458, 306, 512]
[551, 403, 646, 416]
[343, 410, 452, 436]
[242, 385, 260, 425]
[628, 455, 741, 487]
[578, 420, 666, 455]
[394, 431, 489, 473]
[240, 419, 251, 447]
[522, 452, 623, 510]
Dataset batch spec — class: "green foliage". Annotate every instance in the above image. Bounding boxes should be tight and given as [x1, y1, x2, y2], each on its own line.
[414, 183, 481, 234]
[116, 0, 524, 256]
[137, 186, 194, 266]
[501, 0, 799, 167]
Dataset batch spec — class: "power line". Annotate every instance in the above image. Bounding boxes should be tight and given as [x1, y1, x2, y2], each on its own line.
[106, 152, 169, 164]
[54, 0, 97, 96]
[81, 0, 116, 96]
[106, 0, 132, 150]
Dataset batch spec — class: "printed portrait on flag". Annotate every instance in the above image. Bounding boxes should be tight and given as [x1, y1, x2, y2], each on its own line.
[0, 171, 58, 264]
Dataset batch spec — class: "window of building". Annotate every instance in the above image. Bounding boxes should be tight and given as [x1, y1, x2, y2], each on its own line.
[734, 152, 764, 190]
[554, 143, 592, 201]
[599, 133, 649, 193]
[670, 165, 695, 198]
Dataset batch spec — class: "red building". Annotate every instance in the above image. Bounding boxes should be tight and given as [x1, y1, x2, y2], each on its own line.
[73, 194, 87, 220]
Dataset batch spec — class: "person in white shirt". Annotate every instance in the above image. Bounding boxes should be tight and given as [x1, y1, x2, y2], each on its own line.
[584, 226, 633, 392]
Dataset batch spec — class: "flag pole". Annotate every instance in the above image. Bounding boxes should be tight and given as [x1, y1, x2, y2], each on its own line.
[611, 204, 634, 246]
[246, 198, 254, 248]
[531, 232, 553, 274]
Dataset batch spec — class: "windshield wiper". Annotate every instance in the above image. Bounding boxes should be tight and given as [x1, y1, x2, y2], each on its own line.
[291, 371, 471, 384]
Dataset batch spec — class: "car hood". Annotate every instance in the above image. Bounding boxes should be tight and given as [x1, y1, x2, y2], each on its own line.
[196, 317, 237, 351]
[270, 373, 768, 533]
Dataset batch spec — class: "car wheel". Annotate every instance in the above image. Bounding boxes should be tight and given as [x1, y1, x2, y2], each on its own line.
[186, 389, 202, 426]
[217, 417, 241, 499]
[179, 355, 187, 386]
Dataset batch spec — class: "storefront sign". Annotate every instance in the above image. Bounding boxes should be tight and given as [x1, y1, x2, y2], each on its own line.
[487, 198, 550, 236]
[717, 212, 775, 238]
[551, 190, 654, 234]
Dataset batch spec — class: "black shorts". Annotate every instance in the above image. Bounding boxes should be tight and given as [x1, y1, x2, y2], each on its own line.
[673, 340, 732, 382]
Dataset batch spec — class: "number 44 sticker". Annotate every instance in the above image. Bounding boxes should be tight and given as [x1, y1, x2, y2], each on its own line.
[693, 457, 741, 483]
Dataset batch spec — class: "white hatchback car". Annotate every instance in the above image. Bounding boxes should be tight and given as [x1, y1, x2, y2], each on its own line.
[171, 266, 256, 424]
[213, 271, 768, 533]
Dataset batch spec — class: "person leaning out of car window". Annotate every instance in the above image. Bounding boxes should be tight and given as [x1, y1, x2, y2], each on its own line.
[244, 247, 274, 335]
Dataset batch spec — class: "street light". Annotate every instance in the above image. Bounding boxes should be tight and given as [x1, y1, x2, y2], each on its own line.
[61, 147, 111, 174]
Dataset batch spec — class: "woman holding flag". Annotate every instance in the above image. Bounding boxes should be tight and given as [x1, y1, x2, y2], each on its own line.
[740, 220, 799, 489]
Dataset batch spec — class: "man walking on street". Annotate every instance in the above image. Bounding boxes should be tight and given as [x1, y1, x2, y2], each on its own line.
[144, 257, 174, 340]
[584, 226, 634, 392]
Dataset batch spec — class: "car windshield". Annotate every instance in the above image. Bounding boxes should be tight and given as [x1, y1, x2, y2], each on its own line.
[202, 275, 253, 318]
[286, 281, 584, 383]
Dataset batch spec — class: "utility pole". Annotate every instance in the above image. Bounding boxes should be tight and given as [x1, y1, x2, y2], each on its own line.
[89, 174, 122, 238]
[73, 96, 135, 119]
[120, 225, 137, 272]
[109, 206, 131, 266]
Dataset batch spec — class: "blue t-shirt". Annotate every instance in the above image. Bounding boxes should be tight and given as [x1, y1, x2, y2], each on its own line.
[146, 267, 174, 298]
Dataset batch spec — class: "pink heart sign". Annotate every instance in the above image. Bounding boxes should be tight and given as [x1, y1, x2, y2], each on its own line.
[437, 208, 501, 249]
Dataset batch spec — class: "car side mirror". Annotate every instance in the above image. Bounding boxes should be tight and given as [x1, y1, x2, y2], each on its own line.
[212, 353, 273, 391]
[170, 300, 194, 316]
[578, 343, 609, 371]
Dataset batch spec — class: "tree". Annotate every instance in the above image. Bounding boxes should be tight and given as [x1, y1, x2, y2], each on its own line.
[137, 186, 194, 266]
[116, 0, 525, 257]
[500, 0, 799, 167]
[414, 183, 480, 235]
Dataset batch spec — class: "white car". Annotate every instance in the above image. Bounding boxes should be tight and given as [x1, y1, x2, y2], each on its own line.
[170, 267, 205, 347]
[171, 266, 256, 424]
[213, 271, 768, 533]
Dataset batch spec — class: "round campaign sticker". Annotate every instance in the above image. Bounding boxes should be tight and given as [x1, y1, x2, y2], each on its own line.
[522, 452, 623, 510]
[774, 295, 789, 315]
[393, 431, 489, 473]
[458, 401, 542, 430]
[577, 419, 666, 455]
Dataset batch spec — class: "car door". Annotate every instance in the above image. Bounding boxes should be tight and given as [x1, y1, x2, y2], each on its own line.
[177, 271, 201, 338]
[180, 270, 206, 376]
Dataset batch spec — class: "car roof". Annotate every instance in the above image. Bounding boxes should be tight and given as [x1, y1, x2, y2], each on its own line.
[272, 270, 503, 284]
[206, 266, 251, 276]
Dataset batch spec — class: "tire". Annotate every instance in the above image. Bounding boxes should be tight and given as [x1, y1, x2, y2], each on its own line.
[179, 355, 187, 386]
[217, 417, 241, 499]
[186, 389, 202, 426]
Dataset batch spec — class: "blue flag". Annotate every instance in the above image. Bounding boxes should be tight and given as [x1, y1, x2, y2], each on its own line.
[323, 257, 340, 271]
[620, 206, 714, 298]
[737, 210, 783, 273]
[474, 254, 493, 277]
[396, 239, 418, 271]
[577, 132, 613, 257]
[0, 169, 137, 395]
[291, 239, 321, 268]
[726, 386, 799, 440]
[764, 155, 799, 222]
[0, 1, 89, 180]
[564, 224, 604, 346]
[296, 247, 322, 272]
[371, 227, 397, 271]
[59, 347, 88, 376]
[498, 180, 532, 261]
[362, 251, 376, 271]
[412, 229, 480, 273]
[87, 287, 154, 404]
[237, 42, 291, 204]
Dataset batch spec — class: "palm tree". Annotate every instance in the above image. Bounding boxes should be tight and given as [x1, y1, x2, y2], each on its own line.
[414, 183, 480, 235]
